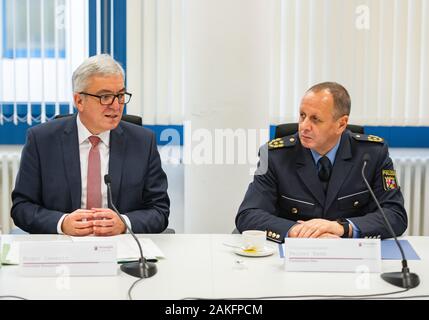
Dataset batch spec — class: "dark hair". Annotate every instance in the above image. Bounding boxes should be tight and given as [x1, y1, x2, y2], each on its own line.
[307, 82, 351, 119]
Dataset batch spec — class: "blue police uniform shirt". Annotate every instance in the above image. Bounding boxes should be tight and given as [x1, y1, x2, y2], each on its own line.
[309, 139, 361, 238]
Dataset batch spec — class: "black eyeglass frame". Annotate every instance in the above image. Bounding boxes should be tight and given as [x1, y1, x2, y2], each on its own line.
[79, 91, 132, 105]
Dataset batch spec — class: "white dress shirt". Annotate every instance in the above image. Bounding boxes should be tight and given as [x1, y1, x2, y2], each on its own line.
[57, 115, 131, 234]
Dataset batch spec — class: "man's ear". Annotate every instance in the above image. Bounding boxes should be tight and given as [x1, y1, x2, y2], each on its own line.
[338, 115, 349, 132]
[73, 93, 84, 112]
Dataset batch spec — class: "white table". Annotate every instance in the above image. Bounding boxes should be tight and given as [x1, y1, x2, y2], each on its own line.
[0, 235, 428, 300]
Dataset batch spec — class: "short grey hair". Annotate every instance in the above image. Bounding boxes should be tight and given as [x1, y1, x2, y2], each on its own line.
[72, 54, 125, 93]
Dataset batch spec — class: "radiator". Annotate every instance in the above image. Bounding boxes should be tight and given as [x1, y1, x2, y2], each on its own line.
[0, 151, 428, 236]
[394, 157, 429, 236]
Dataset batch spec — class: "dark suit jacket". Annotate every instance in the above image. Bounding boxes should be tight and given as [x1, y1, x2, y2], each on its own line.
[236, 130, 407, 241]
[11, 114, 170, 234]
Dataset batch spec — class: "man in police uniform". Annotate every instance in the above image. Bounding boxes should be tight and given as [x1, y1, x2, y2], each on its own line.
[236, 82, 407, 242]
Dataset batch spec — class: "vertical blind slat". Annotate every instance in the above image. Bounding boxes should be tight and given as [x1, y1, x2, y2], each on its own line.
[404, 0, 421, 125]
[376, 0, 389, 125]
[269, 0, 281, 124]
[156, 0, 171, 124]
[362, 0, 378, 125]
[54, 0, 60, 117]
[419, 0, 429, 125]
[66, 0, 74, 114]
[110, 0, 114, 57]
[96, 0, 101, 54]
[26, 0, 32, 125]
[40, 0, 46, 123]
[283, 0, 292, 122]
[391, 0, 406, 125]
[142, 0, 157, 124]
[12, 0, 18, 125]
[170, 0, 184, 124]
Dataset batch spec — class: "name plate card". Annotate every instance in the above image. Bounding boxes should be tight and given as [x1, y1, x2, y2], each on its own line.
[20, 241, 117, 277]
[284, 238, 381, 273]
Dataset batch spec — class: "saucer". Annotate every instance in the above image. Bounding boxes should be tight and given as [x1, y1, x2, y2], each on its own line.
[234, 246, 275, 257]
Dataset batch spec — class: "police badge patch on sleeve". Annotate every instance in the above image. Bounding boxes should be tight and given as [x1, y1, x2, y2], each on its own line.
[382, 170, 398, 191]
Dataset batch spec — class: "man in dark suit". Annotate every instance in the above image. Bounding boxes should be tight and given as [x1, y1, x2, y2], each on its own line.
[236, 82, 407, 242]
[11, 54, 170, 235]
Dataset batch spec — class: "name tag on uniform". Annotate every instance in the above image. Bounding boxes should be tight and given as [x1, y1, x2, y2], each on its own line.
[20, 241, 117, 277]
[283, 238, 381, 273]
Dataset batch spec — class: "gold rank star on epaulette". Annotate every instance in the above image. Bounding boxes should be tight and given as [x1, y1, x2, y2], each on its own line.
[351, 133, 384, 143]
[268, 135, 297, 150]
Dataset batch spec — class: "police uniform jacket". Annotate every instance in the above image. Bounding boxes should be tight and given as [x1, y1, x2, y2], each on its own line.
[236, 130, 407, 242]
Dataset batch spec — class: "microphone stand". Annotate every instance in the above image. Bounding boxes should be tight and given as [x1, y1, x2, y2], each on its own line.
[105, 175, 157, 278]
[362, 158, 419, 289]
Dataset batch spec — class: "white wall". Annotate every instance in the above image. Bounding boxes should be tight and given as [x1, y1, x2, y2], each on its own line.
[182, 0, 272, 233]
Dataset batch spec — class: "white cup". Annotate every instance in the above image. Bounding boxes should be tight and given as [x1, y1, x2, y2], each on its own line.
[242, 230, 266, 251]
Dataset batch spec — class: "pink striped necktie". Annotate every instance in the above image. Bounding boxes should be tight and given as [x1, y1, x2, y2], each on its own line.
[87, 135, 102, 209]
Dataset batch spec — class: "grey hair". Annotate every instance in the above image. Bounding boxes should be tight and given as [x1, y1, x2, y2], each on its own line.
[72, 54, 125, 93]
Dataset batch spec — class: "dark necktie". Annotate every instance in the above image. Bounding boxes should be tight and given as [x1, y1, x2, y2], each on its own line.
[318, 156, 332, 192]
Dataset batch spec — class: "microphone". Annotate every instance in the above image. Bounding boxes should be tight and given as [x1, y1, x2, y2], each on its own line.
[361, 154, 419, 288]
[104, 174, 157, 278]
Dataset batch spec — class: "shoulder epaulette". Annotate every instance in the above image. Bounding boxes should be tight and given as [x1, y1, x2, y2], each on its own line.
[351, 133, 384, 143]
[268, 135, 297, 150]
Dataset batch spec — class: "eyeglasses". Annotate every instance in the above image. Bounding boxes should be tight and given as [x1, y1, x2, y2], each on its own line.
[79, 92, 132, 105]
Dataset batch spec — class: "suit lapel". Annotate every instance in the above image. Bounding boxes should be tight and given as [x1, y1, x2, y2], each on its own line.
[324, 132, 355, 211]
[296, 144, 326, 207]
[108, 124, 126, 207]
[61, 115, 81, 210]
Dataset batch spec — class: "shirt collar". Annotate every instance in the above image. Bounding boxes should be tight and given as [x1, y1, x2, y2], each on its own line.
[310, 138, 341, 166]
[76, 114, 110, 147]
